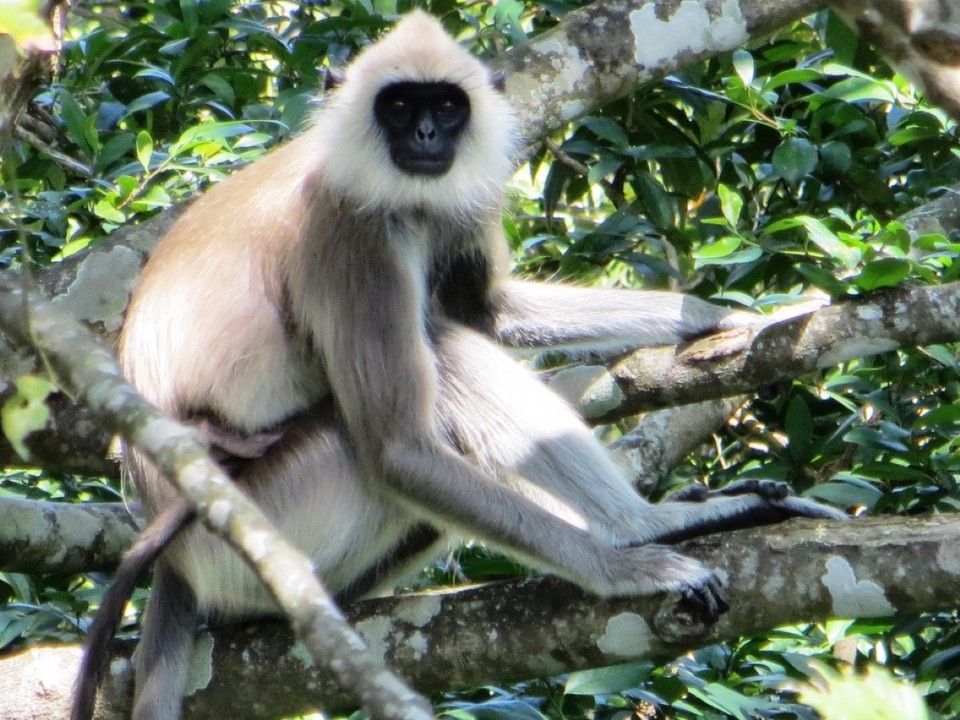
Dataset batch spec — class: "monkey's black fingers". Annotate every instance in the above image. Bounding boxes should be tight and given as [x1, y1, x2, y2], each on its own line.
[667, 478, 790, 503]
[678, 574, 729, 622]
[716, 478, 790, 500]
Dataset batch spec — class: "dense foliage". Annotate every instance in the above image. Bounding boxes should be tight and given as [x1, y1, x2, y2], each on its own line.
[1, 1, 959, 718]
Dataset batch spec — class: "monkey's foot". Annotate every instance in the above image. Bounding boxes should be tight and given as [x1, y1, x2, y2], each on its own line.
[677, 572, 729, 622]
[667, 479, 848, 521]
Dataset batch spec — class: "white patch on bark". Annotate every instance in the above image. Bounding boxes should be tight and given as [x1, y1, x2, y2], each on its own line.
[630, 0, 749, 68]
[534, 34, 590, 93]
[184, 632, 215, 695]
[356, 615, 392, 660]
[856, 304, 883, 322]
[394, 595, 442, 627]
[408, 630, 428, 660]
[937, 542, 960, 575]
[597, 612, 652, 657]
[290, 640, 315, 668]
[53, 246, 141, 331]
[821, 556, 896, 617]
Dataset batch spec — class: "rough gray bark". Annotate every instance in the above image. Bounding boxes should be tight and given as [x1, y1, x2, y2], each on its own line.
[833, 0, 960, 121]
[593, 281, 960, 419]
[0, 516, 955, 720]
[0, 498, 139, 573]
[608, 397, 748, 493]
[499, 0, 827, 136]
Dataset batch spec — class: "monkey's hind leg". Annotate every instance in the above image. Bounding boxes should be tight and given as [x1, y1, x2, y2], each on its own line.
[132, 561, 198, 720]
[431, 325, 843, 617]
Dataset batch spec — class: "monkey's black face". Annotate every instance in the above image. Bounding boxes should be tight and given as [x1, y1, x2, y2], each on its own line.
[374, 81, 470, 177]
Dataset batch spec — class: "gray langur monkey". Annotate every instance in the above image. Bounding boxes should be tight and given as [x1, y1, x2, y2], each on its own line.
[72, 11, 846, 720]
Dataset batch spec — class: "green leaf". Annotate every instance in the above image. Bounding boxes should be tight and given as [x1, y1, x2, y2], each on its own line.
[57, 89, 92, 156]
[180, 0, 200, 36]
[819, 140, 852, 176]
[136, 130, 153, 172]
[717, 183, 743, 226]
[785, 395, 813, 464]
[822, 75, 897, 104]
[918, 345, 959, 369]
[844, 427, 909, 453]
[169, 121, 256, 155]
[856, 258, 910, 291]
[799, 216, 861, 269]
[587, 154, 624, 185]
[772, 138, 818, 185]
[914, 403, 960, 429]
[93, 199, 126, 223]
[633, 174, 674, 230]
[795, 262, 850, 297]
[732, 49, 754, 86]
[581, 117, 629, 150]
[1, 376, 55, 461]
[122, 91, 171, 118]
[762, 68, 822, 93]
[440, 700, 548, 720]
[695, 235, 741, 260]
[565, 662, 651, 695]
[688, 682, 774, 719]
[806, 480, 883, 510]
[200, 72, 237, 105]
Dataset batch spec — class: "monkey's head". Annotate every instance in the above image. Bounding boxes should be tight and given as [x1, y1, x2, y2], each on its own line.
[313, 11, 517, 218]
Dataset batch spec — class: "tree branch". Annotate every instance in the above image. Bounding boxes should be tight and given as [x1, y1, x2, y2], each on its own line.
[496, 0, 827, 136]
[832, 0, 960, 122]
[591, 281, 960, 420]
[0, 515, 954, 720]
[0, 498, 139, 573]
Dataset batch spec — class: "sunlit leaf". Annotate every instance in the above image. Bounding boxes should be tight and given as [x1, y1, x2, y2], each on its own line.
[0, 376, 55, 460]
[856, 258, 910, 291]
[136, 130, 154, 171]
[565, 662, 651, 695]
[732, 49, 754, 87]
[799, 216, 861, 269]
[799, 664, 928, 720]
[0, 0, 55, 53]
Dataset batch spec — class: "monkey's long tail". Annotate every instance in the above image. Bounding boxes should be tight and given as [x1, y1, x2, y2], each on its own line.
[71, 500, 195, 720]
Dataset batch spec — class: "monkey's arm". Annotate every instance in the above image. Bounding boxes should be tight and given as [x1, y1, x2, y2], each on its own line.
[306, 231, 724, 605]
[492, 279, 753, 350]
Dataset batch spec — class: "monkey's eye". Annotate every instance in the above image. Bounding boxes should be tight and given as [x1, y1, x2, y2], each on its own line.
[437, 99, 457, 115]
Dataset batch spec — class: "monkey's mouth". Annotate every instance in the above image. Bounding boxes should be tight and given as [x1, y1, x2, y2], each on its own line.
[393, 153, 453, 177]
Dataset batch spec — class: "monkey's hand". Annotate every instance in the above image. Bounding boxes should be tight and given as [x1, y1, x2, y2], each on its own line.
[603, 545, 729, 622]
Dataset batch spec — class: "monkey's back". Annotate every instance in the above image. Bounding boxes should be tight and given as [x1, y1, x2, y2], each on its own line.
[120, 136, 332, 433]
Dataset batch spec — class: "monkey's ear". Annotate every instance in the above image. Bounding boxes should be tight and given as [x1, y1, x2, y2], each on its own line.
[323, 67, 346, 92]
[489, 70, 506, 92]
